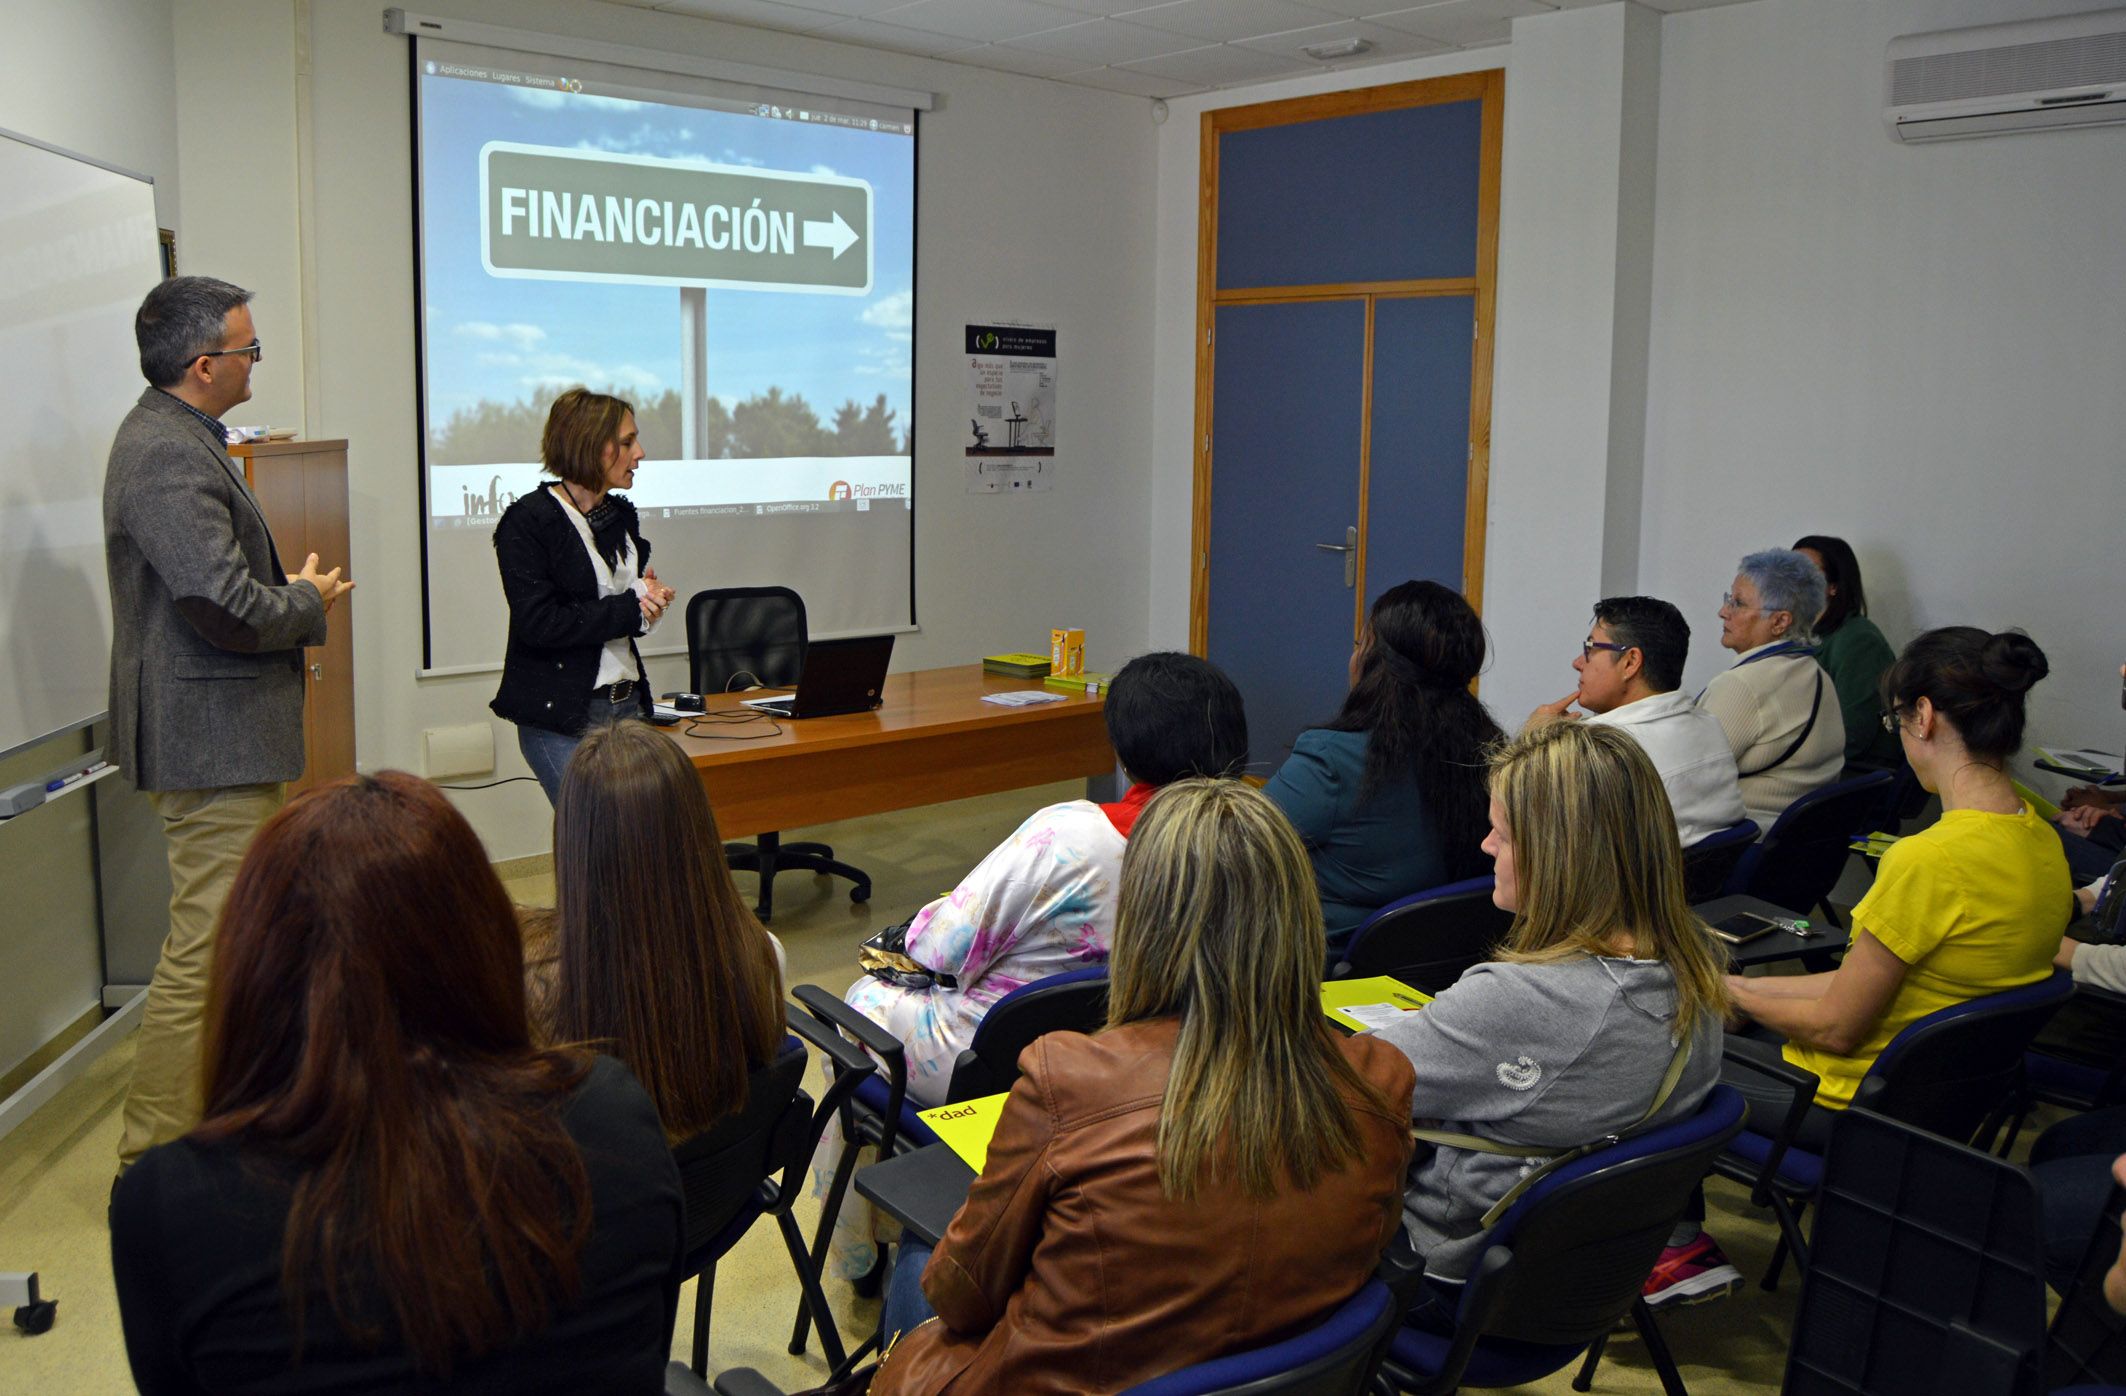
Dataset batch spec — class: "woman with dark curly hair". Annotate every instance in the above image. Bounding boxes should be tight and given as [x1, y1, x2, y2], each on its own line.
[1264, 579, 1504, 947]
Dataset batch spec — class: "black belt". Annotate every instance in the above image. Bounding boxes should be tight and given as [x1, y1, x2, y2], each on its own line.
[597, 679, 637, 704]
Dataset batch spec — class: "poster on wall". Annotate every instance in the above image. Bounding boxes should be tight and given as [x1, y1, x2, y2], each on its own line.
[964, 323, 1056, 493]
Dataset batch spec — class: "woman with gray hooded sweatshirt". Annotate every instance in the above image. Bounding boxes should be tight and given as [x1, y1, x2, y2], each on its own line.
[1372, 721, 1730, 1311]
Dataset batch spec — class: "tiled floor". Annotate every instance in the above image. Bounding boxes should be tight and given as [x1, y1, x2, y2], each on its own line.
[2, 778, 1872, 1393]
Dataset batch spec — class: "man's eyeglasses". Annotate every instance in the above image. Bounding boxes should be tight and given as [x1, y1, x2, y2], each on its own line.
[200, 340, 262, 364]
[1582, 639, 1631, 662]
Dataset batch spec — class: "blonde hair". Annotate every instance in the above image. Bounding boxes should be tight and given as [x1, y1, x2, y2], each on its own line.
[1487, 722, 1730, 1040]
[1105, 779, 1389, 1199]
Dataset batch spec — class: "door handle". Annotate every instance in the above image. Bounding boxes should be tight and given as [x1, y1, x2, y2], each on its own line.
[310, 663, 323, 681]
[1315, 526, 1358, 588]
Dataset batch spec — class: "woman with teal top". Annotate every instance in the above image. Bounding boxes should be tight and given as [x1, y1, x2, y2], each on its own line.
[1264, 580, 1504, 948]
[1794, 535, 1900, 768]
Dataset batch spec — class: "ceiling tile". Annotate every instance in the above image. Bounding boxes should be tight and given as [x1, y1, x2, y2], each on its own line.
[1008, 17, 1201, 65]
[778, 0, 921, 15]
[1368, 0, 1554, 47]
[1116, 41, 1317, 85]
[811, 15, 990, 52]
[1634, 0, 1762, 10]
[651, 0, 846, 29]
[873, 0, 1093, 43]
[1231, 18, 1453, 62]
[1055, 64, 1208, 97]
[1113, 0, 1343, 44]
[951, 43, 1101, 77]
[1030, 0, 1147, 12]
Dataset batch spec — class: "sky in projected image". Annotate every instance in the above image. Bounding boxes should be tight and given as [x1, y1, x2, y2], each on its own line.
[419, 76, 914, 457]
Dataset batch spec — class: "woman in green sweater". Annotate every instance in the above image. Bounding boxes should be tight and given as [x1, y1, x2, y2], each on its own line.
[1795, 535, 1900, 768]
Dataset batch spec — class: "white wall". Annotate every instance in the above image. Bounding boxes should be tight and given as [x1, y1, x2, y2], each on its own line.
[1641, 0, 2126, 767]
[172, 0, 307, 433]
[183, 0, 1160, 859]
[0, 0, 178, 224]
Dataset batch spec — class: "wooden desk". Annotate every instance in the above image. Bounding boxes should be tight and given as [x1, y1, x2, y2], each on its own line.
[669, 665, 1113, 838]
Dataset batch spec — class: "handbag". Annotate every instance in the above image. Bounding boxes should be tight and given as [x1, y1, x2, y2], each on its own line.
[857, 919, 958, 990]
[1409, 1036, 1693, 1228]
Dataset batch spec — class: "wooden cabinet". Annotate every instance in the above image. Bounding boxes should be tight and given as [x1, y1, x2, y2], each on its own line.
[231, 439, 355, 796]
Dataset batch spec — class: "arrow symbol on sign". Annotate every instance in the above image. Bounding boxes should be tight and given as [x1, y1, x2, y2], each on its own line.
[802, 210, 859, 259]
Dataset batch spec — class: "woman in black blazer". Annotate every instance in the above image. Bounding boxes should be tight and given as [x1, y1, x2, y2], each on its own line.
[490, 388, 677, 802]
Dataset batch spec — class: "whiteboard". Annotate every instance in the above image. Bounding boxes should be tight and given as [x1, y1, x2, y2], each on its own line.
[0, 127, 163, 761]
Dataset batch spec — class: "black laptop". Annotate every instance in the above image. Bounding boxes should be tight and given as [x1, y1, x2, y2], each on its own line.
[739, 634, 894, 719]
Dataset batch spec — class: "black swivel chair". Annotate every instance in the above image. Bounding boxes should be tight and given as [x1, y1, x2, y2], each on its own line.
[1680, 819, 1760, 903]
[684, 586, 871, 921]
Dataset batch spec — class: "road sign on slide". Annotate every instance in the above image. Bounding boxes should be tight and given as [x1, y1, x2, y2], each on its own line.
[480, 142, 872, 295]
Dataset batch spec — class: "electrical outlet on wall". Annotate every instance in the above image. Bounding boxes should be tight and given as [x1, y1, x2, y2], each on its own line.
[422, 723, 495, 781]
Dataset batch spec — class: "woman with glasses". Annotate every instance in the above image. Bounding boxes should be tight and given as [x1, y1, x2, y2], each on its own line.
[1664, 627, 2070, 1304]
[1697, 548, 1846, 829]
[1792, 535, 1901, 769]
[1264, 580, 1504, 948]
[490, 388, 678, 804]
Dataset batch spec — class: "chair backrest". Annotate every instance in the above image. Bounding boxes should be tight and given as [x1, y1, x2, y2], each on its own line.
[1466, 1085, 1748, 1347]
[670, 1038, 810, 1266]
[686, 586, 807, 694]
[1786, 1107, 2046, 1396]
[1339, 877, 1512, 993]
[1727, 769, 1896, 915]
[1681, 819, 1761, 902]
[2047, 1183, 2126, 1390]
[946, 966, 1111, 1101]
[1122, 1279, 1400, 1396]
[1856, 969, 2074, 1144]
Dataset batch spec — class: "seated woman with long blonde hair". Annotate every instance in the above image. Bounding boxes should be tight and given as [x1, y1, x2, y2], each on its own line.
[869, 780, 1415, 1395]
[1373, 721, 1729, 1307]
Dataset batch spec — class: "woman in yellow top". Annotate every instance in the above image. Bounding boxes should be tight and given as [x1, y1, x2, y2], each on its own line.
[1650, 625, 2070, 1308]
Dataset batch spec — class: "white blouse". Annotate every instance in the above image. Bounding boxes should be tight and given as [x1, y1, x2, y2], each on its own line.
[549, 485, 659, 688]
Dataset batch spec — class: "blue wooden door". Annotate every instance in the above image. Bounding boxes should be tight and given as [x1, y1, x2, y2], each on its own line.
[1364, 295, 1476, 593]
[1199, 79, 1495, 774]
[1205, 300, 1366, 774]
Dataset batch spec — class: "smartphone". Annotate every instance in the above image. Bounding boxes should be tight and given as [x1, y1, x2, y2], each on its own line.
[1710, 911, 1784, 945]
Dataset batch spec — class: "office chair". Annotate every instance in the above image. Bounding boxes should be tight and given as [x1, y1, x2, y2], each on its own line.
[685, 586, 871, 920]
[1714, 969, 2073, 1290]
[1722, 768, 1896, 925]
[1332, 876, 1512, 994]
[1380, 1086, 1747, 1396]
[1782, 1107, 2047, 1396]
[1681, 819, 1760, 903]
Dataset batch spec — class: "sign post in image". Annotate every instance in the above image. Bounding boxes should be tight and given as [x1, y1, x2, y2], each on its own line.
[479, 141, 875, 458]
[480, 142, 873, 295]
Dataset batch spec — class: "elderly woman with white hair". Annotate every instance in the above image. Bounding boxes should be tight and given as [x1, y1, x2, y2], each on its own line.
[1697, 547, 1848, 829]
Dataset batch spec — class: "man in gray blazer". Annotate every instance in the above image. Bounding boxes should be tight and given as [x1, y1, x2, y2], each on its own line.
[103, 276, 353, 1169]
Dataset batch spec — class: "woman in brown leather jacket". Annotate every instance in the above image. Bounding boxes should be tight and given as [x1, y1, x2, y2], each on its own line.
[869, 779, 1417, 1396]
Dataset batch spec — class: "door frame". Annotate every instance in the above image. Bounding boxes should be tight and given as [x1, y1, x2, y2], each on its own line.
[1189, 70, 1504, 656]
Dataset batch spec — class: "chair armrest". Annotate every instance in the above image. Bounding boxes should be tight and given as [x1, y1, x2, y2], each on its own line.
[785, 1002, 875, 1081]
[791, 983, 911, 1155]
[707, 1368, 787, 1396]
[1720, 1035, 1823, 1206]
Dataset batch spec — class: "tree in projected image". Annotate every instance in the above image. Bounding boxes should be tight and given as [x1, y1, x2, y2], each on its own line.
[428, 388, 905, 464]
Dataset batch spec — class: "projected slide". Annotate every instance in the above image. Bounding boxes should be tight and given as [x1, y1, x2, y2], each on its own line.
[413, 39, 916, 670]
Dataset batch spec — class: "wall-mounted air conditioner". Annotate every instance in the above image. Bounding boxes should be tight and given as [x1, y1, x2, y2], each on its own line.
[1886, 7, 2126, 143]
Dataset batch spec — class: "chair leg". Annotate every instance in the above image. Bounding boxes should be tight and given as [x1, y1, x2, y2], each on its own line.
[1573, 1333, 1608, 1392]
[783, 840, 836, 860]
[1632, 1300, 1691, 1396]
[691, 1262, 715, 1376]
[1762, 1196, 1810, 1291]
[791, 1136, 865, 1355]
[753, 831, 781, 922]
[779, 1209, 848, 1371]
